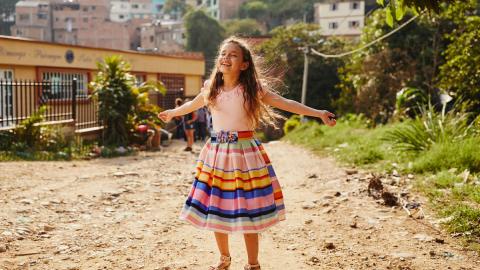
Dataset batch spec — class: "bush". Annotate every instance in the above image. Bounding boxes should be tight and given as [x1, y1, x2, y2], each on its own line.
[383, 103, 477, 152]
[283, 115, 301, 134]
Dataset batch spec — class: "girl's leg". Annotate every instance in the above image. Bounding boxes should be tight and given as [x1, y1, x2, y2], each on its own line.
[214, 232, 230, 256]
[243, 233, 259, 265]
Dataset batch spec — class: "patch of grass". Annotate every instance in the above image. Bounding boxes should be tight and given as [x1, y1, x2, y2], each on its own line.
[442, 204, 480, 237]
[283, 119, 403, 170]
[411, 137, 480, 173]
[283, 116, 480, 252]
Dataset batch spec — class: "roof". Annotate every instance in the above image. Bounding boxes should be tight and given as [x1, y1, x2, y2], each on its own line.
[0, 35, 204, 61]
[16, 1, 49, 8]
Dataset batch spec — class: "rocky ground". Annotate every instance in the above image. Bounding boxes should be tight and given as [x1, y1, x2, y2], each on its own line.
[0, 140, 479, 270]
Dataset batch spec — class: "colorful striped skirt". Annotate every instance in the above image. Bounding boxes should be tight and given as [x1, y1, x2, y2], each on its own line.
[179, 130, 286, 234]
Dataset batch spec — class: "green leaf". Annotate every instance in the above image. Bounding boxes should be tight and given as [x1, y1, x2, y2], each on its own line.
[386, 7, 394, 27]
[376, 0, 385, 6]
[395, 0, 405, 20]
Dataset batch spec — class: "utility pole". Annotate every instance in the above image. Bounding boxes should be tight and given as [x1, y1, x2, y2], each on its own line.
[301, 45, 309, 106]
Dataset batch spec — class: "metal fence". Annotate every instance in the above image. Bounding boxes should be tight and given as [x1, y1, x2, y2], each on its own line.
[0, 79, 100, 131]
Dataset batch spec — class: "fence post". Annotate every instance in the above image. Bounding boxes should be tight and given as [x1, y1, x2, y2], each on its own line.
[72, 78, 77, 122]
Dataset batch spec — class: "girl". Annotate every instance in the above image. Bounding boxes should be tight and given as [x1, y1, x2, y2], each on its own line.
[158, 37, 336, 270]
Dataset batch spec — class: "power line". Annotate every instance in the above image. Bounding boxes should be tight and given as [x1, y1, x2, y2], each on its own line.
[310, 14, 420, 58]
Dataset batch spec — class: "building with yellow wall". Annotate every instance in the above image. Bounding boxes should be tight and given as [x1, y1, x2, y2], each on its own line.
[0, 35, 205, 132]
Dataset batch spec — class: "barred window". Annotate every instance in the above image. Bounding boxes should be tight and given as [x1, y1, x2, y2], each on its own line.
[159, 74, 184, 92]
[158, 74, 185, 109]
[42, 71, 88, 99]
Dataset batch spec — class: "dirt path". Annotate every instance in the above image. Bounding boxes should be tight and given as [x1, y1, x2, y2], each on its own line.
[0, 140, 478, 270]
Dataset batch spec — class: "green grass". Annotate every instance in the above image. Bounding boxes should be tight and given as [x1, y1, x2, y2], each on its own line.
[283, 117, 480, 252]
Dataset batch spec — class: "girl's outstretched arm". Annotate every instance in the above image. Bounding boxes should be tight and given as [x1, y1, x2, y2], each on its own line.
[262, 91, 336, 127]
[158, 92, 205, 122]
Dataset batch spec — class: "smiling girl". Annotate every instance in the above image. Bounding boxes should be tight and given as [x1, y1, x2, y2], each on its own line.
[158, 36, 336, 270]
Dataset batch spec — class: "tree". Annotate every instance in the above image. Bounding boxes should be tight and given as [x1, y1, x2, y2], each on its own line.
[163, 0, 188, 20]
[259, 23, 347, 114]
[0, 0, 19, 35]
[90, 56, 166, 147]
[223, 19, 263, 37]
[336, 8, 454, 123]
[239, 1, 268, 21]
[376, 0, 460, 26]
[184, 9, 225, 73]
[438, 0, 480, 117]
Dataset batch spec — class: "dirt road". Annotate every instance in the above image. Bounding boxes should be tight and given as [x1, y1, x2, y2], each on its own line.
[1, 140, 478, 270]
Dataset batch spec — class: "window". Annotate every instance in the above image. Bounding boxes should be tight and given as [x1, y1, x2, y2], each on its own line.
[159, 74, 185, 92]
[135, 74, 146, 86]
[119, 15, 125, 19]
[150, 36, 154, 42]
[55, 17, 59, 22]
[19, 14, 30, 21]
[37, 13, 48, 20]
[351, 2, 360, 9]
[42, 71, 88, 99]
[158, 74, 185, 109]
[132, 4, 139, 9]
[328, 22, 338, 29]
[330, 3, 337, 11]
[83, 7, 88, 12]
[83, 17, 88, 23]
[91, 6, 96, 10]
[348, 21, 360, 28]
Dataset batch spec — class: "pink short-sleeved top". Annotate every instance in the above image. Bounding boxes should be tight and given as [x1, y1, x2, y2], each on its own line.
[201, 81, 265, 132]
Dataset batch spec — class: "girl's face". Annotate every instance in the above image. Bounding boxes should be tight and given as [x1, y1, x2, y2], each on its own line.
[218, 42, 249, 76]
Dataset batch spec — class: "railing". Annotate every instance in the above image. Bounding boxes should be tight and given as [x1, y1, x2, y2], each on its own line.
[0, 79, 101, 131]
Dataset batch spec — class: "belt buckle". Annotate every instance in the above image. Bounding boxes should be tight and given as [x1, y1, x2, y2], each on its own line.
[218, 131, 238, 143]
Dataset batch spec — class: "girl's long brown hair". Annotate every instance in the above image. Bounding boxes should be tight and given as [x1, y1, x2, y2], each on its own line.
[204, 36, 283, 129]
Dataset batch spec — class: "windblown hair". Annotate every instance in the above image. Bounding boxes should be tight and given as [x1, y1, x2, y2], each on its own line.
[204, 36, 284, 129]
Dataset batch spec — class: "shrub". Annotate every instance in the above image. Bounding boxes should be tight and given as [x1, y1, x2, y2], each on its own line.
[283, 115, 301, 134]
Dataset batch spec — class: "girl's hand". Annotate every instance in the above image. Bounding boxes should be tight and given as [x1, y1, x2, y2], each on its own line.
[158, 110, 174, 122]
[318, 110, 336, 127]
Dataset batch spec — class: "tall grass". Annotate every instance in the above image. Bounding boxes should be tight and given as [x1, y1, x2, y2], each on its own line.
[383, 103, 476, 152]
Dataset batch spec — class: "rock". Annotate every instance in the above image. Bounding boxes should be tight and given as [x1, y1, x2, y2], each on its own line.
[19, 199, 33, 205]
[407, 174, 414, 179]
[309, 256, 320, 263]
[286, 244, 298, 250]
[392, 170, 400, 177]
[391, 252, 416, 259]
[413, 234, 435, 242]
[0, 244, 7, 252]
[435, 238, 445, 244]
[443, 251, 454, 258]
[381, 191, 399, 206]
[113, 171, 140, 177]
[324, 242, 335, 250]
[304, 219, 313, 225]
[301, 203, 316, 210]
[345, 169, 358, 175]
[334, 192, 341, 197]
[307, 173, 318, 179]
[350, 221, 357, 229]
[43, 225, 55, 232]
